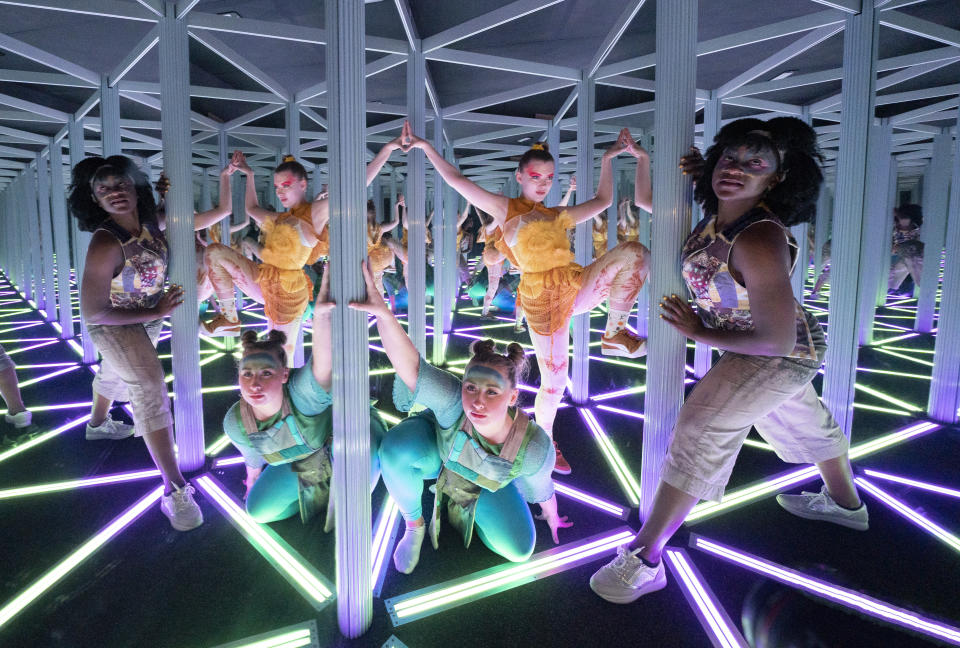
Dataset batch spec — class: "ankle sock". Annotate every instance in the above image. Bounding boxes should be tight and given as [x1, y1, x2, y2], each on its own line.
[640, 555, 660, 568]
[394, 523, 426, 574]
[218, 298, 238, 322]
[605, 307, 630, 335]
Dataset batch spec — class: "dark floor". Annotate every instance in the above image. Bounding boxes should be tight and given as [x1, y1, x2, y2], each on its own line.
[0, 268, 957, 648]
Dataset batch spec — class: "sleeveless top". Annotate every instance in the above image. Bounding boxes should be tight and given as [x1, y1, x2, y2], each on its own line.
[259, 203, 316, 271]
[96, 219, 167, 310]
[681, 204, 822, 363]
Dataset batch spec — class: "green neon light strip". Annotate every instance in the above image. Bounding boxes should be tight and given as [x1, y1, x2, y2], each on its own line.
[579, 408, 641, 506]
[852, 402, 911, 416]
[0, 485, 163, 629]
[686, 421, 941, 522]
[857, 368, 931, 381]
[0, 402, 92, 416]
[385, 527, 634, 625]
[879, 346, 935, 355]
[853, 383, 921, 412]
[164, 352, 223, 383]
[205, 434, 233, 456]
[211, 622, 318, 648]
[588, 356, 647, 370]
[874, 348, 934, 367]
[742, 438, 774, 452]
[377, 410, 402, 425]
[0, 414, 91, 464]
[871, 332, 922, 346]
[195, 475, 334, 609]
[15, 366, 81, 388]
[0, 469, 161, 500]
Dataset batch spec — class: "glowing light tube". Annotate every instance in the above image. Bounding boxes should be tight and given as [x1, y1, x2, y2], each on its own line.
[579, 408, 642, 506]
[0, 468, 160, 500]
[214, 456, 246, 467]
[371, 496, 401, 595]
[384, 528, 634, 625]
[691, 535, 960, 645]
[862, 469, 960, 500]
[663, 548, 748, 648]
[205, 433, 233, 456]
[194, 475, 334, 610]
[855, 477, 960, 553]
[553, 479, 629, 519]
[0, 485, 163, 629]
[686, 421, 941, 522]
[210, 620, 318, 648]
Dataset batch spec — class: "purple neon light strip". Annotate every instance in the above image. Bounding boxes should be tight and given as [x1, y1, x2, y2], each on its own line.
[862, 469, 960, 500]
[371, 496, 401, 593]
[663, 548, 748, 648]
[596, 404, 644, 419]
[0, 414, 92, 464]
[855, 477, 960, 553]
[553, 480, 628, 518]
[691, 534, 960, 645]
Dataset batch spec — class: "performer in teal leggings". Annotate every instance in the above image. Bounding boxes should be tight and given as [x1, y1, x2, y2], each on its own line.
[223, 271, 384, 525]
[351, 260, 571, 574]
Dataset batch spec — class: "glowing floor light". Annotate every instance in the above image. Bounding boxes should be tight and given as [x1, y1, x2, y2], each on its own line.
[579, 408, 642, 506]
[595, 403, 644, 420]
[194, 475, 335, 610]
[691, 535, 960, 646]
[553, 479, 629, 519]
[862, 469, 960, 500]
[205, 433, 233, 456]
[855, 477, 960, 553]
[371, 496, 401, 594]
[210, 620, 319, 648]
[15, 365, 81, 388]
[686, 421, 941, 522]
[0, 485, 163, 629]
[385, 527, 635, 625]
[0, 468, 160, 500]
[0, 414, 92, 464]
[662, 548, 748, 648]
[214, 455, 246, 467]
[590, 384, 646, 401]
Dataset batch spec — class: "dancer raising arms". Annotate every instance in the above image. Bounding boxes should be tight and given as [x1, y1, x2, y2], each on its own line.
[590, 118, 866, 604]
[202, 141, 402, 363]
[401, 121, 649, 474]
[351, 261, 569, 574]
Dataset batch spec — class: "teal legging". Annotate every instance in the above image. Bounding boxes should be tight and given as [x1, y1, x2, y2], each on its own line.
[379, 415, 536, 562]
[246, 434, 384, 524]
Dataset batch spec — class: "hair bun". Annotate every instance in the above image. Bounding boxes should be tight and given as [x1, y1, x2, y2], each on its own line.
[468, 339, 497, 357]
[530, 142, 547, 152]
[282, 155, 297, 163]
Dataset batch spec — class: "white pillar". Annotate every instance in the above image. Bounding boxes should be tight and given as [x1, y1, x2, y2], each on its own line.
[406, 46, 427, 356]
[822, 5, 879, 436]
[68, 116, 97, 363]
[325, 0, 372, 636]
[570, 72, 594, 404]
[24, 164, 42, 303]
[642, 0, 697, 518]
[856, 120, 892, 345]
[693, 96, 722, 378]
[928, 116, 960, 422]
[286, 102, 306, 367]
[36, 151, 57, 318]
[100, 76, 121, 158]
[813, 184, 831, 280]
[49, 138, 74, 338]
[914, 131, 951, 332]
[875, 160, 899, 307]
[546, 124, 561, 206]
[159, 3, 205, 471]
[431, 116, 447, 366]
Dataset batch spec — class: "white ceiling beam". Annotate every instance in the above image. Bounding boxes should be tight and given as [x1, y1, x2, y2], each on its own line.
[727, 68, 843, 98]
[877, 84, 960, 106]
[0, 109, 62, 122]
[586, 0, 648, 77]
[879, 46, 960, 72]
[724, 96, 803, 115]
[188, 29, 290, 102]
[0, 92, 68, 121]
[0, 0, 155, 21]
[810, 57, 958, 113]
[425, 47, 580, 80]
[0, 124, 47, 144]
[552, 87, 578, 125]
[187, 12, 325, 44]
[892, 97, 960, 124]
[717, 24, 843, 98]
[367, 117, 407, 136]
[295, 53, 406, 103]
[443, 112, 550, 128]
[808, 0, 861, 12]
[877, 0, 928, 9]
[880, 10, 960, 48]
[176, 0, 201, 18]
[422, 0, 565, 52]
[597, 74, 656, 93]
[118, 80, 284, 104]
[454, 127, 543, 148]
[108, 25, 159, 86]
[0, 31, 99, 85]
[134, 0, 162, 17]
[597, 9, 845, 79]
[0, 159, 27, 169]
[118, 90, 220, 131]
[223, 104, 284, 131]
[0, 69, 96, 88]
[300, 107, 327, 130]
[441, 78, 573, 117]
[119, 127, 162, 147]
[0, 144, 39, 158]
[75, 91, 101, 120]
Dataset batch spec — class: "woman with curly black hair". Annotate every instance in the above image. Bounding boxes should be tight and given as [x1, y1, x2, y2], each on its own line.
[68, 154, 232, 531]
[590, 117, 866, 604]
[888, 203, 924, 293]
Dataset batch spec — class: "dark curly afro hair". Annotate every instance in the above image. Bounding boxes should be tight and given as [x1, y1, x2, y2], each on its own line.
[694, 116, 824, 227]
[67, 155, 158, 233]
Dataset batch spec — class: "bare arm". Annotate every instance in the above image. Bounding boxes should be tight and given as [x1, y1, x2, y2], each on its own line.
[349, 260, 420, 392]
[380, 214, 400, 233]
[564, 129, 630, 225]
[365, 137, 403, 187]
[457, 203, 470, 229]
[404, 121, 509, 224]
[311, 266, 333, 391]
[230, 151, 279, 226]
[660, 222, 797, 356]
[229, 211, 250, 233]
[558, 175, 576, 207]
[80, 231, 183, 325]
[633, 148, 652, 213]
[192, 166, 235, 231]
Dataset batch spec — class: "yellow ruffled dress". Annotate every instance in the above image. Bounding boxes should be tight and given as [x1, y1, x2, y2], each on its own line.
[256, 204, 315, 325]
[367, 223, 395, 274]
[500, 197, 583, 336]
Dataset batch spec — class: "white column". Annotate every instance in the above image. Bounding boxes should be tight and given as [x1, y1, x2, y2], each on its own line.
[406, 46, 427, 356]
[813, 184, 831, 280]
[546, 124, 561, 206]
[856, 120, 892, 345]
[49, 138, 74, 338]
[822, 5, 879, 436]
[431, 115, 447, 365]
[694, 96, 722, 378]
[68, 116, 97, 363]
[642, 0, 698, 518]
[570, 72, 594, 404]
[286, 102, 306, 367]
[635, 130, 653, 338]
[25, 164, 42, 304]
[159, 3, 204, 470]
[326, 0, 372, 636]
[928, 116, 960, 422]
[914, 131, 951, 332]
[875, 160, 899, 307]
[36, 151, 57, 318]
[100, 76, 121, 157]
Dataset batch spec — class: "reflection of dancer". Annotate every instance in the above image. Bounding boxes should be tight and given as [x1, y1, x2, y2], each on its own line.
[68, 155, 227, 530]
[351, 261, 569, 574]
[367, 200, 400, 304]
[590, 118, 866, 604]
[0, 344, 31, 429]
[202, 142, 400, 363]
[402, 121, 649, 474]
[888, 204, 923, 293]
[224, 270, 384, 525]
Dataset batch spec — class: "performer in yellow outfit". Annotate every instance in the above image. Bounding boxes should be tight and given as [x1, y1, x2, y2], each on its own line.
[367, 200, 400, 303]
[402, 121, 649, 474]
[592, 216, 609, 259]
[202, 143, 402, 365]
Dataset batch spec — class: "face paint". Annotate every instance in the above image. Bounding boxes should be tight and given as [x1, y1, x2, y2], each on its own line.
[515, 159, 555, 203]
[239, 351, 282, 371]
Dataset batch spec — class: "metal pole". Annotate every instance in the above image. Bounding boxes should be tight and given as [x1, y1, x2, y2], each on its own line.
[49, 138, 74, 338]
[570, 71, 594, 404]
[406, 45, 427, 356]
[856, 120, 892, 345]
[694, 96, 722, 378]
[875, 158, 899, 307]
[914, 131, 951, 332]
[68, 116, 97, 363]
[642, 0, 697, 519]
[431, 114, 446, 365]
[36, 151, 57, 318]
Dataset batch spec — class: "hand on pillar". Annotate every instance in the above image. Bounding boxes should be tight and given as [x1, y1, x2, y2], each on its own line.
[679, 146, 704, 179]
[349, 260, 392, 320]
[152, 283, 185, 319]
[154, 172, 170, 198]
[659, 294, 703, 339]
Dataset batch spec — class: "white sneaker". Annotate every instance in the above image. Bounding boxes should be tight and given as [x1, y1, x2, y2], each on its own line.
[160, 483, 204, 531]
[776, 485, 869, 531]
[4, 410, 32, 428]
[590, 544, 667, 604]
[85, 414, 135, 440]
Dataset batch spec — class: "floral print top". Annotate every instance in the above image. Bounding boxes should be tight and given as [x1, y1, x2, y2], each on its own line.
[96, 219, 167, 310]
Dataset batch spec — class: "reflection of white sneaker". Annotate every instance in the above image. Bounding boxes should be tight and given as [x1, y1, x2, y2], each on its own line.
[4, 410, 32, 428]
[590, 544, 667, 604]
[85, 414, 135, 440]
[601, 330, 647, 358]
[776, 485, 869, 531]
[160, 483, 204, 531]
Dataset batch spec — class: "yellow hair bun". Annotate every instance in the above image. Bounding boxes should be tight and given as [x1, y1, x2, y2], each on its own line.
[282, 155, 297, 163]
[530, 143, 546, 151]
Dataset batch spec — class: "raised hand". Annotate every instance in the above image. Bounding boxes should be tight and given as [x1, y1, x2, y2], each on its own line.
[231, 150, 253, 175]
[569, 175, 577, 192]
[154, 173, 170, 197]
[397, 193, 405, 207]
[400, 120, 425, 152]
[679, 146, 704, 179]
[313, 262, 335, 318]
